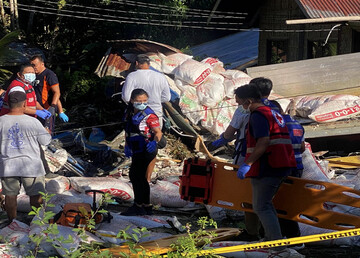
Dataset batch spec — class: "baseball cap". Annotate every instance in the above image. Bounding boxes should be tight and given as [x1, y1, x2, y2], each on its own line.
[8, 86, 26, 103]
[136, 54, 150, 64]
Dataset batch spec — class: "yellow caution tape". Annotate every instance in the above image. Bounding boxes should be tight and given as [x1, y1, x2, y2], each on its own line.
[194, 228, 360, 256]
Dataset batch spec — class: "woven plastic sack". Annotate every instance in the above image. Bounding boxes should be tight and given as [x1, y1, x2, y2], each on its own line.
[175, 59, 212, 86]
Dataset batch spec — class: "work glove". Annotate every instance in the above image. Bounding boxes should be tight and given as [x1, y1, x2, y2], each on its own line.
[35, 109, 52, 120]
[146, 141, 157, 153]
[48, 106, 56, 117]
[59, 112, 69, 122]
[211, 134, 230, 148]
[237, 164, 251, 179]
[124, 145, 132, 158]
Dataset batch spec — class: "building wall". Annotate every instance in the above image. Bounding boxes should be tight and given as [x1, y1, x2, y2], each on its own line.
[257, 0, 353, 65]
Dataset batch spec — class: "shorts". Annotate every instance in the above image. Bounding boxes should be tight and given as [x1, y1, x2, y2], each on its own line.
[1, 176, 45, 196]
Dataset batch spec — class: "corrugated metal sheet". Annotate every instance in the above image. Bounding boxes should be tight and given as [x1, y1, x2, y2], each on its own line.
[190, 30, 259, 69]
[95, 39, 182, 78]
[296, 0, 360, 18]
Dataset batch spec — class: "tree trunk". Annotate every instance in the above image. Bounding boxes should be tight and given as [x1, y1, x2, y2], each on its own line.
[9, 0, 14, 30]
[0, 0, 7, 30]
[13, 0, 19, 29]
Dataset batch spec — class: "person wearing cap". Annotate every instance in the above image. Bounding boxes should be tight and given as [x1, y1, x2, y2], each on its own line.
[0, 64, 51, 120]
[122, 54, 171, 128]
[30, 55, 69, 131]
[0, 88, 51, 222]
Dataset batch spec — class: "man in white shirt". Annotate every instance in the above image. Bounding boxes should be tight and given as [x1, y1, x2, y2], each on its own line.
[0, 87, 51, 222]
[122, 54, 171, 128]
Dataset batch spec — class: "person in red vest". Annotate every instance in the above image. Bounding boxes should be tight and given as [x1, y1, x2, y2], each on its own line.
[236, 84, 296, 250]
[0, 64, 51, 120]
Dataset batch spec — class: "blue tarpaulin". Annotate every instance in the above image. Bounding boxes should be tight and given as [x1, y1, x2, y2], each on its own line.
[190, 30, 259, 69]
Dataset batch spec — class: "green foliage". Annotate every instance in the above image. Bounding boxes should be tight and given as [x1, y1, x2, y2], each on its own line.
[116, 226, 150, 257]
[26, 192, 114, 258]
[167, 216, 218, 258]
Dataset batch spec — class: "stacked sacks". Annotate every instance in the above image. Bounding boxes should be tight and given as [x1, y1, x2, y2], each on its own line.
[291, 95, 360, 123]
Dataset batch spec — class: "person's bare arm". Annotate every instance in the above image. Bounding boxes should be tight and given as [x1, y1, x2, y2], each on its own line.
[223, 125, 237, 141]
[152, 127, 162, 143]
[51, 84, 61, 107]
[245, 137, 270, 165]
[24, 107, 36, 116]
[57, 99, 64, 113]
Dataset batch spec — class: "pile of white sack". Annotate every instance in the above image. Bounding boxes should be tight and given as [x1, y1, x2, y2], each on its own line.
[147, 52, 360, 127]
[147, 52, 252, 135]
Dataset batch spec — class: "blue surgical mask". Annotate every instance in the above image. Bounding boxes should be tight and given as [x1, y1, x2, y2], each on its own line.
[23, 73, 36, 83]
[133, 102, 148, 111]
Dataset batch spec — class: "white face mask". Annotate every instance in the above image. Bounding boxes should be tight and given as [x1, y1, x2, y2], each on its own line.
[23, 73, 36, 83]
[238, 105, 250, 114]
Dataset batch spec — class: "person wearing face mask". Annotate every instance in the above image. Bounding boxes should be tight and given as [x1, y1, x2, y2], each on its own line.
[122, 54, 171, 129]
[121, 89, 163, 216]
[210, 87, 250, 166]
[0, 64, 51, 120]
[236, 84, 297, 252]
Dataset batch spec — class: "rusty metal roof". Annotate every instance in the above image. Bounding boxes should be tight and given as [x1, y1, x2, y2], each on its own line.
[296, 0, 360, 18]
[95, 39, 182, 78]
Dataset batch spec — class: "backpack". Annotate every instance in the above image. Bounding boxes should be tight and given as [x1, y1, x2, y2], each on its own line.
[51, 190, 112, 228]
[51, 203, 102, 228]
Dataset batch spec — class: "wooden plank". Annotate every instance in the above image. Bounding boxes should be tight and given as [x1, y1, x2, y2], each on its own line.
[326, 155, 360, 169]
[103, 227, 240, 257]
[246, 53, 360, 98]
[303, 118, 360, 138]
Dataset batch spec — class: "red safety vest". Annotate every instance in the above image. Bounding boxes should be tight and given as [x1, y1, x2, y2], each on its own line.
[245, 106, 296, 177]
[0, 79, 37, 116]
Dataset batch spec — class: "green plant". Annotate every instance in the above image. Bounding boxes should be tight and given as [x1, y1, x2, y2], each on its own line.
[115, 226, 151, 257]
[167, 216, 218, 258]
[27, 192, 113, 258]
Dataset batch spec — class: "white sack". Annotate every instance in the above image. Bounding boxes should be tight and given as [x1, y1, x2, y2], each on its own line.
[211, 99, 238, 136]
[69, 176, 134, 202]
[175, 59, 212, 86]
[45, 175, 71, 194]
[96, 212, 137, 245]
[301, 143, 330, 182]
[201, 57, 225, 74]
[224, 76, 251, 99]
[196, 73, 225, 107]
[179, 85, 204, 124]
[0, 220, 30, 246]
[159, 52, 193, 74]
[44, 146, 68, 173]
[0, 244, 21, 257]
[146, 52, 163, 72]
[309, 95, 360, 122]
[221, 70, 250, 80]
[150, 180, 188, 207]
[295, 95, 360, 122]
[165, 75, 181, 96]
[46, 193, 84, 214]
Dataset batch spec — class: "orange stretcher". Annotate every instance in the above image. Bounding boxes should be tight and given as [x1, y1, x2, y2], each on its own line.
[180, 158, 360, 231]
